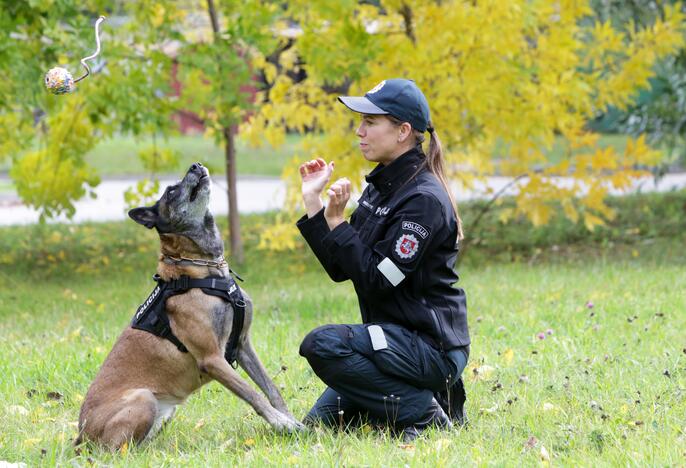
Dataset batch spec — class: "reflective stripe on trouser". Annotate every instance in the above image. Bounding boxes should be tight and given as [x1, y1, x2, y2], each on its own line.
[299, 323, 457, 428]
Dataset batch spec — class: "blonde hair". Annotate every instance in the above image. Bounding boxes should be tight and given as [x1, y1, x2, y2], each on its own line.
[387, 115, 464, 240]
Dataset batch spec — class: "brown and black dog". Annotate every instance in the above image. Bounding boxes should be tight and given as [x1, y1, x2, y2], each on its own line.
[76, 163, 303, 450]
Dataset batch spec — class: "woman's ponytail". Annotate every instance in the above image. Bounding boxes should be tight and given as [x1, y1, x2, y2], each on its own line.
[388, 115, 464, 241]
[424, 125, 464, 241]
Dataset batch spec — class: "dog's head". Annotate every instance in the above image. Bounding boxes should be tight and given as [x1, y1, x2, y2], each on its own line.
[128, 163, 223, 258]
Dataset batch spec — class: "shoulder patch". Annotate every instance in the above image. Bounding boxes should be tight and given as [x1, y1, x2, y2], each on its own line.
[401, 221, 429, 239]
[395, 233, 420, 260]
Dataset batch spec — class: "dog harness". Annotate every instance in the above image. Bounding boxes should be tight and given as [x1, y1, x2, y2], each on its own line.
[131, 274, 246, 368]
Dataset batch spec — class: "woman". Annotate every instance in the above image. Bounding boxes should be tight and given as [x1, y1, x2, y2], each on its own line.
[296, 79, 470, 441]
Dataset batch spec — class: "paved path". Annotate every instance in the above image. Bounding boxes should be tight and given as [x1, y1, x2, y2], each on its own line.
[0, 173, 684, 226]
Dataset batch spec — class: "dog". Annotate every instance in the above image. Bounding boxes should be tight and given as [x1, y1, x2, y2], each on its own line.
[76, 162, 303, 450]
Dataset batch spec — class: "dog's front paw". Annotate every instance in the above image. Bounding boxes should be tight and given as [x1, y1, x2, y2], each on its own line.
[272, 412, 307, 433]
[290, 419, 306, 432]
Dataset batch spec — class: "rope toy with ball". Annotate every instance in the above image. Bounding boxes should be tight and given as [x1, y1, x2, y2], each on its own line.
[45, 16, 106, 95]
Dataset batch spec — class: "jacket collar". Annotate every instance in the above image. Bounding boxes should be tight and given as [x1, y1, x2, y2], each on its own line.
[365, 146, 425, 195]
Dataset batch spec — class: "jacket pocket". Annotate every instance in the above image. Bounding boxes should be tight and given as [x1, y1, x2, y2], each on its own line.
[429, 308, 445, 351]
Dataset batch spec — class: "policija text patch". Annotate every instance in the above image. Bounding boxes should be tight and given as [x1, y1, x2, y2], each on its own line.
[393, 221, 430, 262]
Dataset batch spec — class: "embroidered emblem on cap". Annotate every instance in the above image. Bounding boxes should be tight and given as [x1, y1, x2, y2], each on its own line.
[395, 233, 419, 259]
[367, 80, 386, 94]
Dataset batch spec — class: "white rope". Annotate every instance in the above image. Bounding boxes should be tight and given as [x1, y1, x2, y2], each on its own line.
[74, 16, 106, 83]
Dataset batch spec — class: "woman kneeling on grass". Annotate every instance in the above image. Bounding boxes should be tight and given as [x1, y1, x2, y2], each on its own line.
[296, 78, 470, 441]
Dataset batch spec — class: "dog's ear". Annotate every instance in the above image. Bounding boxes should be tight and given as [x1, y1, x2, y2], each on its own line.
[128, 206, 159, 229]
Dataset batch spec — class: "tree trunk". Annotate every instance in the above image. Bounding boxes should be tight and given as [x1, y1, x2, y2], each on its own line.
[224, 126, 243, 264]
[207, 0, 243, 263]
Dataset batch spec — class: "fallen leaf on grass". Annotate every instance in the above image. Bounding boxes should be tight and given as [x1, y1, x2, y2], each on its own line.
[244, 438, 256, 447]
[542, 402, 556, 411]
[7, 405, 29, 416]
[472, 365, 495, 381]
[522, 436, 538, 453]
[502, 348, 514, 365]
[435, 438, 451, 452]
[219, 438, 234, 450]
[540, 445, 551, 463]
[480, 404, 499, 414]
[194, 419, 205, 430]
[23, 438, 40, 447]
[46, 391, 63, 402]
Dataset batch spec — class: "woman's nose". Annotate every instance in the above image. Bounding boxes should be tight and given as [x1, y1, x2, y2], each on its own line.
[355, 124, 365, 137]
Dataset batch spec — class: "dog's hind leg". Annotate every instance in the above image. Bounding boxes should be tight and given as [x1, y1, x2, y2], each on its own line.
[198, 353, 305, 433]
[99, 388, 158, 451]
[238, 337, 295, 419]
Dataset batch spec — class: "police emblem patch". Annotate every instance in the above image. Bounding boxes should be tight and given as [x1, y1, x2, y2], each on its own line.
[395, 233, 419, 259]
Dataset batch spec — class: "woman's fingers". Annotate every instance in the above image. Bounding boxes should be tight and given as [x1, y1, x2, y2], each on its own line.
[328, 178, 351, 199]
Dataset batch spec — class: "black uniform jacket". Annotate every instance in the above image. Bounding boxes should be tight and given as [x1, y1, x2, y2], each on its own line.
[297, 146, 470, 350]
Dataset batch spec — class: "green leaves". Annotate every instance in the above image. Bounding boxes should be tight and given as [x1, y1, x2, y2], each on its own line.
[10, 95, 100, 219]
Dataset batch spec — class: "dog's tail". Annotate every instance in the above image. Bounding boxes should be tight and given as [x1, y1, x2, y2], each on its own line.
[74, 421, 85, 447]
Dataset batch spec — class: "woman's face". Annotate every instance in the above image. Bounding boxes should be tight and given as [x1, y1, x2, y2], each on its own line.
[356, 115, 409, 165]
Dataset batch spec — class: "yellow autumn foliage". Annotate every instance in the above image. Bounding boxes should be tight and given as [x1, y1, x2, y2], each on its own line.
[243, 0, 685, 250]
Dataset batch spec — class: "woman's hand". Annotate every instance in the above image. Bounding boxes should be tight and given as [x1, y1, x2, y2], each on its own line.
[299, 158, 334, 217]
[325, 177, 351, 231]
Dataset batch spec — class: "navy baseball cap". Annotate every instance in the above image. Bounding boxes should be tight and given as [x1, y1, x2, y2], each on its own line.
[338, 79, 432, 132]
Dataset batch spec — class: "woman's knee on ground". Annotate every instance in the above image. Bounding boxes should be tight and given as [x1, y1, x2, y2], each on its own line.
[299, 324, 353, 361]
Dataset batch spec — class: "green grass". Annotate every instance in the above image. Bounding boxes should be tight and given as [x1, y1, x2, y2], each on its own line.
[0, 133, 650, 182]
[87, 133, 630, 177]
[545, 134, 630, 166]
[84, 134, 305, 177]
[0, 180, 14, 194]
[0, 212, 685, 466]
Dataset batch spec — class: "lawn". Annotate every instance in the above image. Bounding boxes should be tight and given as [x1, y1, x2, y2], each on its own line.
[0, 133, 632, 180]
[83, 133, 305, 178]
[83, 133, 632, 177]
[0, 212, 684, 466]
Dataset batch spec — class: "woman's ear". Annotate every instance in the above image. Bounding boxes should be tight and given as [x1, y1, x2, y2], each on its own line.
[398, 122, 413, 143]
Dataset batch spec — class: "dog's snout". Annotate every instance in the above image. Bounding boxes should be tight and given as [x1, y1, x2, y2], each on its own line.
[190, 162, 203, 173]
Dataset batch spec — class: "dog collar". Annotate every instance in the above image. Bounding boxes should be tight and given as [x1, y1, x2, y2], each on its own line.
[162, 255, 244, 281]
[162, 254, 227, 269]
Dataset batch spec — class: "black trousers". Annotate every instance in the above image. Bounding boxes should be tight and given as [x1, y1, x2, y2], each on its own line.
[299, 323, 467, 428]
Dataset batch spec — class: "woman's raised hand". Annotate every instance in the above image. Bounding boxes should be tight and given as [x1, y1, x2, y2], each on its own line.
[299, 158, 334, 198]
[300, 158, 334, 218]
[324, 177, 351, 231]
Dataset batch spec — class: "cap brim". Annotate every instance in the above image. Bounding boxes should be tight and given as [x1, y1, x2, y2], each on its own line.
[338, 96, 388, 115]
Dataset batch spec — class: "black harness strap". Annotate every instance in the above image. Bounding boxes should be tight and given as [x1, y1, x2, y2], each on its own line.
[131, 274, 246, 367]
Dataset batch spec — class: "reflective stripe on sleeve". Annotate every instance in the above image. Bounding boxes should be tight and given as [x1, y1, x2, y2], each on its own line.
[376, 257, 406, 286]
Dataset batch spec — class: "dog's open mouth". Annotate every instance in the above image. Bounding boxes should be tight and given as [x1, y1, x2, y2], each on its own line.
[189, 174, 209, 202]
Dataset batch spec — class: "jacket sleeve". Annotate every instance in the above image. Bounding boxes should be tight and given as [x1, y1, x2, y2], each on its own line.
[320, 193, 446, 296]
[296, 208, 349, 282]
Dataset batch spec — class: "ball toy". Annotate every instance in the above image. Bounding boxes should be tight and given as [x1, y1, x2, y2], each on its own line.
[45, 67, 75, 95]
